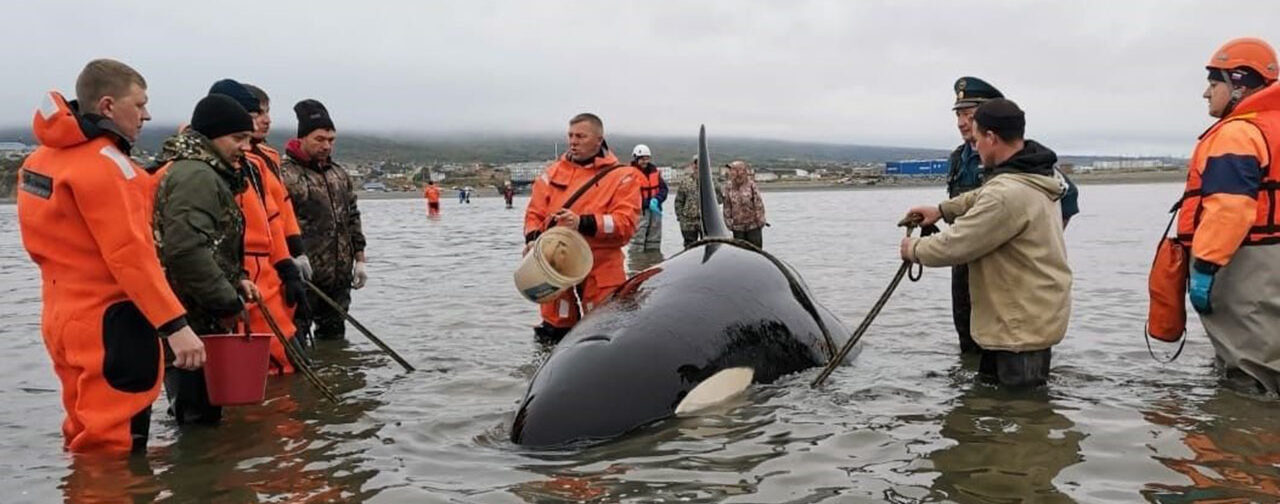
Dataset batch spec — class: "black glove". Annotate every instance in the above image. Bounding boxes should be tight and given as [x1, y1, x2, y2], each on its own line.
[275, 260, 306, 308]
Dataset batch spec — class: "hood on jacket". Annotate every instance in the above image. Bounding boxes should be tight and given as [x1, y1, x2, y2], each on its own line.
[998, 171, 1068, 203]
[985, 140, 1065, 202]
[156, 131, 245, 192]
[985, 139, 1057, 178]
[563, 148, 620, 170]
[31, 91, 132, 152]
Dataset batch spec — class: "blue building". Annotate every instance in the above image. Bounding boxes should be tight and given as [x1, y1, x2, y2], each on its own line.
[885, 159, 948, 176]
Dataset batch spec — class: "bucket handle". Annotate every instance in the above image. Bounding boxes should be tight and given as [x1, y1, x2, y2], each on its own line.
[239, 307, 252, 341]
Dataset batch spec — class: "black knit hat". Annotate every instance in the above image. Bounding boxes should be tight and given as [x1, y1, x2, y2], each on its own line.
[208, 79, 261, 114]
[191, 94, 253, 140]
[973, 98, 1025, 140]
[295, 99, 335, 138]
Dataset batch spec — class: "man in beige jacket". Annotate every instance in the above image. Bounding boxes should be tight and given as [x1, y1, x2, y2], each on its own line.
[900, 98, 1072, 387]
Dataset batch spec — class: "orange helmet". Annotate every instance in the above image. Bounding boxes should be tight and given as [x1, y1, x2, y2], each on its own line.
[1207, 37, 1279, 83]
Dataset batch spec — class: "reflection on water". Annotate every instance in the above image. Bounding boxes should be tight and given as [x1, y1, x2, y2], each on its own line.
[1142, 387, 1280, 503]
[928, 358, 1084, 503]
[57, 342, 388, 503]
[3, 185, 1280, 502]
[625, 245, 665, 275]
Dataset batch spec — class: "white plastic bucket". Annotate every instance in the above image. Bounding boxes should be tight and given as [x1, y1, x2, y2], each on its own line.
[514, 227, 594, 303]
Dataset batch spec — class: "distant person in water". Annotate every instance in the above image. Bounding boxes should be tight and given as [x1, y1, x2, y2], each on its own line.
[674, 157, 722, 247]
[722, 160, 766, 248]
[424, 180, 440, 217]
[457, 187, 466, 204]
[628, 144, 667, 252]
[503, 181, 515, 209]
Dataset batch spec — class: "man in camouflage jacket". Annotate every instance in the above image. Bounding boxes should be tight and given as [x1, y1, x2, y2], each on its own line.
[152, 95, 258, 424]
[279, 99, 367, 341]
[673, 159, 723, 248]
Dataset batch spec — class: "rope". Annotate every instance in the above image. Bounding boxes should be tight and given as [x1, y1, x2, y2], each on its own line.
[305, 280, 416, 373]
[255, 301, 341, 403]
[810, 223, 928, 388]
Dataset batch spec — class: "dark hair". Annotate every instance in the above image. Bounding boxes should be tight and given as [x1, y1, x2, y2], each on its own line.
[973, 98, 1025, 143]
[569, 113, 604, 133]
[243, 83, 269, 105]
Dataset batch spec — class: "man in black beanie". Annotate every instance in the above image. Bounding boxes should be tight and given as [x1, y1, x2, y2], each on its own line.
[151, 93, 260, 424]
[208, 79, 311, 371]
[279, 99, 366, 341]
[898, 98, 1073, 388]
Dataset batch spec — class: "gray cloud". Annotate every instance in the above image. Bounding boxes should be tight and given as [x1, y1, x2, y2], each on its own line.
[3, 0, 1277, 156]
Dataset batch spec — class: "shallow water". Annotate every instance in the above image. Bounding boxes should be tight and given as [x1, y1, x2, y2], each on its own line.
[3, 183, 1280, 503]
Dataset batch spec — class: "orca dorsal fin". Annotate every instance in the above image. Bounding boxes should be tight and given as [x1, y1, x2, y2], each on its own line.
[699, 125, 729, 238]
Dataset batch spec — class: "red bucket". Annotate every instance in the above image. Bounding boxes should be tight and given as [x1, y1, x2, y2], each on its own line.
[200, 332, 272, 406]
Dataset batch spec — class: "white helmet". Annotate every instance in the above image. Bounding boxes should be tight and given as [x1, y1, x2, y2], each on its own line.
[632, 144, 651, 158]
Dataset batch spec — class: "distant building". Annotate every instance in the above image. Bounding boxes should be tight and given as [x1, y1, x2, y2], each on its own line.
[886, 159, 948, 176]
[1089, 159, 1164, 170]
[505, 161, 551, 184]
[0, 142, 31, 160]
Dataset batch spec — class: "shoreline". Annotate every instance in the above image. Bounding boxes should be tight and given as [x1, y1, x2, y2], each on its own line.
[0, 170, 1187, 204]
[324, 169, 1190, 200]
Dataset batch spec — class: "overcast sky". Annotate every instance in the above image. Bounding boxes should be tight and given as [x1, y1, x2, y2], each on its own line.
[4, 1, 1278, 156]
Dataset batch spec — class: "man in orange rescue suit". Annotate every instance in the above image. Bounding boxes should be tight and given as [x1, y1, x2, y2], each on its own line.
[243, 83, 313, 294]
[523, 113, 641, 343]
[1178, 37, 1280, 394]
[17, 59, 206, 454]
[424, 179, 441, 217]
[628, 143, 667, 252]
[209, 79, 308, 374]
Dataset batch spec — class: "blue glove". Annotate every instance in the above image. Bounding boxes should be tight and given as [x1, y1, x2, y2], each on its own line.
[648, 198, 662, 216]
[1189, 260, 1217, 314]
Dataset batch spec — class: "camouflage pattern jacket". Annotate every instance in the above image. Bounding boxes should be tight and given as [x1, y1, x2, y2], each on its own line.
[673, 172, 722, 232]
[279, 142, 366, 290]
[152, 132, 247, 334]
[722, 166, 766, 232]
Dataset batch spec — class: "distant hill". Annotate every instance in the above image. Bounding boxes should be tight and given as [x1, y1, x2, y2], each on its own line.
[0, 125, 953, 166]
[0, 125, 1182, 176]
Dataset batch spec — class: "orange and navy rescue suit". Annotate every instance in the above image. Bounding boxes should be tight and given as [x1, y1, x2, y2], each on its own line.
[1178, 83, 1280, 264]
[17, 92, 188, 454]
[523, 149, 641, 329]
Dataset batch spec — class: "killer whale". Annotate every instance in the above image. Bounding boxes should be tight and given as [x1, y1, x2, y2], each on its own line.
[510, 126, 854, 447]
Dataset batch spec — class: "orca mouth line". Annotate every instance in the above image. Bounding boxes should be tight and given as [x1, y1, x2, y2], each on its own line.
[673, 236, 839, 360]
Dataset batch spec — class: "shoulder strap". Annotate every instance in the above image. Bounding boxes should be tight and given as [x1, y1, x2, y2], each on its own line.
[558, 163, 622, 213]
[1161, 199, 1180, 239]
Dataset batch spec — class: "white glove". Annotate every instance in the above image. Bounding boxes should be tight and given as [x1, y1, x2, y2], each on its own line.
[352, 261, 367, 289]
[294, 254, 313, 282]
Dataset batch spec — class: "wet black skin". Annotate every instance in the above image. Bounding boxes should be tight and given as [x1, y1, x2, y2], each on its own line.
[510, 242, 851, 447]
[510, 127, 852, 447]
